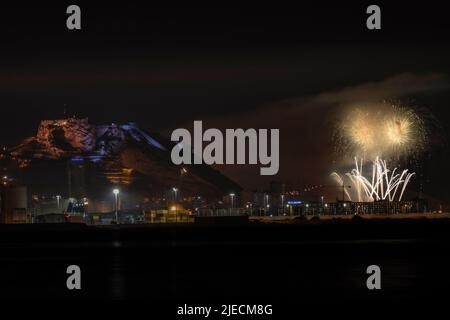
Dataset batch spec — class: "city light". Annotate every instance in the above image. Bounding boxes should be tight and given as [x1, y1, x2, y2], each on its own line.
[172, 187, 178, 202]
[56, 195, 61, 210]
[113, 189, 120, 223]
[229, 193, 235, 209]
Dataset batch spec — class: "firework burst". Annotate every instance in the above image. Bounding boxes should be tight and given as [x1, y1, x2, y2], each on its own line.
[335, 102, 427, 159]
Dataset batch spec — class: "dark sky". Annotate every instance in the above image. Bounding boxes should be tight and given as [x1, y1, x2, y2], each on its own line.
[1, 2, 450, 200]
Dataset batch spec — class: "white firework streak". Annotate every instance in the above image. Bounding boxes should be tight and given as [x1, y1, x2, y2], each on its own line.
[331, 157, 415, 202]
[330, 172, 353, 201]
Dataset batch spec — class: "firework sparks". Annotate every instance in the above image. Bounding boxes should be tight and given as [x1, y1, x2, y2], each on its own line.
[348, 109, 375, 151]
[386, 118, 411, 146]
[331, 157, 415, 202]
[335, 102, 427, 159]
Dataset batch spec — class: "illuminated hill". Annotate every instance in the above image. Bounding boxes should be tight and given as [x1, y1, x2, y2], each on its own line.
[2, 118, 241, 208]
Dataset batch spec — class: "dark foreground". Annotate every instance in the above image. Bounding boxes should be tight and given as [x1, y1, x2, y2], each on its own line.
[1, 218, 450, 303]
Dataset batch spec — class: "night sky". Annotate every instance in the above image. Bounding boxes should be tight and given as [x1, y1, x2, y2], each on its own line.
[1, 3, 450, 201]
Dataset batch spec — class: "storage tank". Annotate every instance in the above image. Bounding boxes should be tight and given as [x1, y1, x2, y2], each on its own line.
[0, 186, 28, 224]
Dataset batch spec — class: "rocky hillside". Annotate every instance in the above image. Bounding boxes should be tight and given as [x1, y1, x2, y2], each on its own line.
[5, 118, 241, 200]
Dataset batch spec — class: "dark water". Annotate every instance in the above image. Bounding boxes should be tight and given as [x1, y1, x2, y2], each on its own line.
[1, 219, 450, 302]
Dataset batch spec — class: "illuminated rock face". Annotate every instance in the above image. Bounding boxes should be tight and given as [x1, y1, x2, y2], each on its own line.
[12, 118, 167, 159]
[95, 124, 126, 156]
[11, 118, 97, 159]
[36, 118, 96, 155]
[7, 118, 241, 201]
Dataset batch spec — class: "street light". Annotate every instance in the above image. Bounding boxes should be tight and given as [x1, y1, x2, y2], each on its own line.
[172, 187, 178, 201]
[229, 193, 235, 211]
[264, 194, 269, 215]
[172, 187, 178, 222]
[113, 188, 119, 223]
[321, 196, 324, 215]
[56, 195, 61, 210]
[247, 202, 253, 215]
